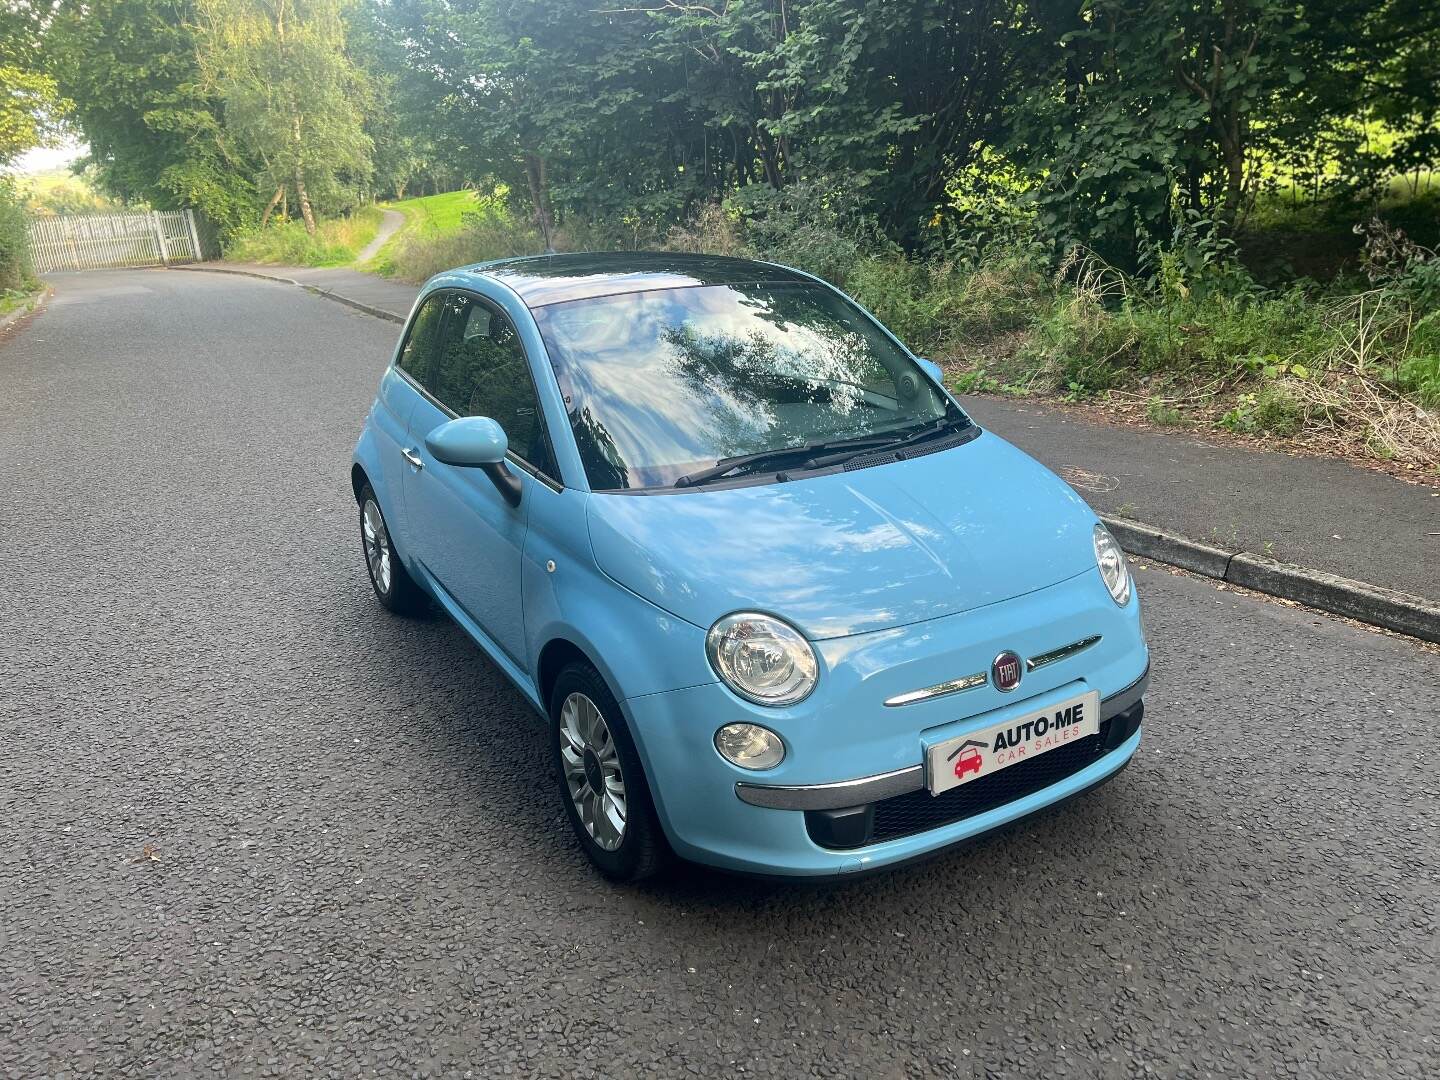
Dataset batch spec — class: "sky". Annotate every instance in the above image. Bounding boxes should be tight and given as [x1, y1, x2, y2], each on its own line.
[15, 141, 86, 175]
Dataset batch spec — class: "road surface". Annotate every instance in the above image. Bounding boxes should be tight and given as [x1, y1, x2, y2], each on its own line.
[2, 270, 1436, 1078]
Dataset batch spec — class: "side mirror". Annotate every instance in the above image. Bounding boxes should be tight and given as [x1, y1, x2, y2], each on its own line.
[425, 416, 508, 465]
[916, 357, 943, 384]
[424, 416, 522, 507]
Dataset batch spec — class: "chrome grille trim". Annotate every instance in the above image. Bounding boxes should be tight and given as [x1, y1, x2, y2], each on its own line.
[883, 671, 987, 708]
[1026, 635, 1101, 672]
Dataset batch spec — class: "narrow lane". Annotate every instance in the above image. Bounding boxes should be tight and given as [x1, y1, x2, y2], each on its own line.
[2, 270, 1436, 1078]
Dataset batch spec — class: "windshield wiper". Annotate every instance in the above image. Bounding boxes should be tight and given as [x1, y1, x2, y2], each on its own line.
[673, 430, 909, 488]
[673, 415, 971, 488]
[673, 445, 817, 488]
[803, 414, 971, 469]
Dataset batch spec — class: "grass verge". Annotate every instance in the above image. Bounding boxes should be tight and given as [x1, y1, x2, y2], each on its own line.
[368, 190, 542, 281]
[225, 206, 385, 268]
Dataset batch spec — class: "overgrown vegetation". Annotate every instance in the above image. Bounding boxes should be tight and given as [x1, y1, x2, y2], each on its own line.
[226, 204, 383, 266]
[370, 185, 1438, 468]
[0, 178, 35, 292]
[6, 0, 1436, 465]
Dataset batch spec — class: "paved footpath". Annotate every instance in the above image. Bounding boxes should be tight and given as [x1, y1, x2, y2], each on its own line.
[181, 259, 1438, 613]
[4, 268, 1437, 1078]
[354, 209, 405, 264]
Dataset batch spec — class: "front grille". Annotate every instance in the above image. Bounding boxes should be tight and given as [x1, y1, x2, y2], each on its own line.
[806, 719, 1112, 849]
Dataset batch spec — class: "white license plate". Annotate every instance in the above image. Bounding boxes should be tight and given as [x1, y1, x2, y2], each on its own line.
[926, 689, 1101, 796]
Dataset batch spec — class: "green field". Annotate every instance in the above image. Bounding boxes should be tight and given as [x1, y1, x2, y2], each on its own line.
[366, 189, 531, 279]
[381, 190, 484, 234]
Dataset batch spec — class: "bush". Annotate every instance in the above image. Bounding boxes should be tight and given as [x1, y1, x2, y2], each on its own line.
[0, 178, 34, 292]
[225, 206, 384, 267]
[1222, 384, 1305, 436]
[1397, 350, 1440, 408]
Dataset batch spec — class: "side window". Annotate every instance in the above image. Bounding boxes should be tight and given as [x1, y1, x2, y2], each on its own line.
[396, 293, 447, 388]
[430, 292, 557, 478]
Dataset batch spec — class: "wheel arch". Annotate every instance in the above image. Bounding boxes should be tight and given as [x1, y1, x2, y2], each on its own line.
[350, 462, 370, 503]
[536, 636, 605, 712]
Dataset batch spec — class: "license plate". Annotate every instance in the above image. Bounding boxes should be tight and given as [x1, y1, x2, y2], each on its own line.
[926, 689, 1101, 796]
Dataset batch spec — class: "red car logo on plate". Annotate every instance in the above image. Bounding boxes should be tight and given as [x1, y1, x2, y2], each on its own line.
[992, 650, 1023, 692]
[953, 746, 983, 779]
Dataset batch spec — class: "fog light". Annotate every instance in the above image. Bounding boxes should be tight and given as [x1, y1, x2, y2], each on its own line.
[715, 723, 785, 770]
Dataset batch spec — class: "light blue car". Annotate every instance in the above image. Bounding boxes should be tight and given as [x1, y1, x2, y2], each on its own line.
[351, 253, 1149, 881]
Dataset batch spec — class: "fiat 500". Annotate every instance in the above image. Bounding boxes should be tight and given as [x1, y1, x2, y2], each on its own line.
[351, 253, 1149, 881]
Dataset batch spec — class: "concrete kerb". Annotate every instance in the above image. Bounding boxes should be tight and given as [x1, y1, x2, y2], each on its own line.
[1103, 516, 1439, 645]
[173, 264, 405, 324]
[0, 285, 52, 335]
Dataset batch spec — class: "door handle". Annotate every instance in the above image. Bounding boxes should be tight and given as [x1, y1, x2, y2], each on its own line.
[401, 446, 424, 470]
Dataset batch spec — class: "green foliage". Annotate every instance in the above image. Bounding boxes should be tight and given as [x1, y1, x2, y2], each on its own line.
[0, 177, 34, 291]
[1146, 397, 1186, 426]
[194, 0, 373, 226]
[1221, 385, 1305, 436]
[952, 368, 1003, 395]
[45, 0, 260, 234]
[384, 190, 485, 235]
[225, 205, 383, 265]
[1396, 352, 1440, 407]
[21, 170, 120, 215]
[0, 64, 64, 166]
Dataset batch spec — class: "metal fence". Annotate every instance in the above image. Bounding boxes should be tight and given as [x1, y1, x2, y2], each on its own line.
[26, 210, 206, 273]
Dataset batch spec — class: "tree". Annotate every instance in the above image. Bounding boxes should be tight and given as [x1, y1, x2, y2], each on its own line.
[1, 0, 65, 168]
[45, 0, 260, 232]
[0, 64, 61, 167]
[195, 0, 373, 233]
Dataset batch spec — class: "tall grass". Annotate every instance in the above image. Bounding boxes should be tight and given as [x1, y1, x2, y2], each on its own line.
[658, 199, 1439, 466]
[225, 206, 385, 267]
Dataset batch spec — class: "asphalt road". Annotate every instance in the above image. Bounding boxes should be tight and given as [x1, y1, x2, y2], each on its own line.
[3, 270, 1437, 1078]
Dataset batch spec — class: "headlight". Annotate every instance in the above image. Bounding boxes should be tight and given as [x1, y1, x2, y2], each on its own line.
[706, 612, 818, 706]
[1093, 523, 1132, 606]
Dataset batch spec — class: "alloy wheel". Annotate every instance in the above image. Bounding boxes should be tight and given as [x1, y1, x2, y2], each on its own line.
[361, 498, 392, 595]
[558, 691, 628, 852]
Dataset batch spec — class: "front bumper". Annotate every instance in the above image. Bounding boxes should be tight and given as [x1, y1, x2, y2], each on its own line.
[735, 665, 1147, 812]
[623, 568, 1150, 878]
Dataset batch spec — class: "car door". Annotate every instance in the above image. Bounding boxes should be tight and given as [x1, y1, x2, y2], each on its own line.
[399, 290, 561, 663]
[376, 292, 447, 560]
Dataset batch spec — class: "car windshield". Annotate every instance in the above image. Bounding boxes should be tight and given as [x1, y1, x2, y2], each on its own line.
[533, 282, 955, 491]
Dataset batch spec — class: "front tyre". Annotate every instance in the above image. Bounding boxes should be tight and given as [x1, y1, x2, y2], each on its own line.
[358, 483, 428, 616]
[549, 661, 667, 882]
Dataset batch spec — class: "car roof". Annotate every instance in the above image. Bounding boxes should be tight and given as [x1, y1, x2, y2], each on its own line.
[457, 251, 814, 308]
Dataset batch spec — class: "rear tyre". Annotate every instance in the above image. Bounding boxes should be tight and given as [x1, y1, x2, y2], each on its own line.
[358, 483, 428, 616]
[549, 661, 668, 882]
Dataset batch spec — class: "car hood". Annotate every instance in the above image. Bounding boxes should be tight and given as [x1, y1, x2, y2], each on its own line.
[584, 431, 1099, 640]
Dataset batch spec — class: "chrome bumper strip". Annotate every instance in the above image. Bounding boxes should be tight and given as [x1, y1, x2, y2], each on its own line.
[734, 662, 1150, 811]
[1027, 634, 1102, 671]
[883, 671, 987, 707]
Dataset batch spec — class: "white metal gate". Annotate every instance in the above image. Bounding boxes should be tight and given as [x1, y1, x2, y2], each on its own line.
[26, 210, 205, 273]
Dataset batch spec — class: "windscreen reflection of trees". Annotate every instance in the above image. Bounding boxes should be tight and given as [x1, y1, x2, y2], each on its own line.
[560, 284, 933, 489]
[657, 324, 883, 457]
